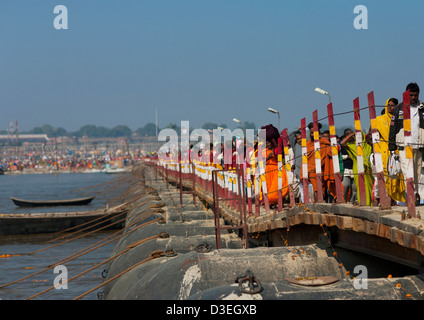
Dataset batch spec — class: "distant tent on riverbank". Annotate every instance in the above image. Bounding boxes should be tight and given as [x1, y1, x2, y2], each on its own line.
[0, 134, 49, 144]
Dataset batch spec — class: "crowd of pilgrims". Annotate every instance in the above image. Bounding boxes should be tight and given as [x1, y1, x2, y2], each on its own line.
[161, 83, 424, 208]
[177, 95, 419, 208]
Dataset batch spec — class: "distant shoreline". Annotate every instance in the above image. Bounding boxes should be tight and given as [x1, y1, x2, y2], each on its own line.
[2, 166, 132, 175]
[3, 168, 97, 175]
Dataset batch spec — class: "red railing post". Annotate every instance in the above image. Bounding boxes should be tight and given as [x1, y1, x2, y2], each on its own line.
[179, 153, 183, 207]
[277, 136, 283, 211]
[191, 162, 196, 206]
[254, 160, 260, 217]
[245, 165, 253, 216]
[281, 129, 296, 207]
[353, 97, 367, 206]
[230, 168, 236, 210]
[301, 118, 309, 204]
[236, 164, 242, 214]
[313, 110, 324, 203]
[327, 103, 344, 203]
[212, 171, 222, 249]
[258, 145, 270, 215]
[165, 161, 169, 189]
[403, 90, 416, 217]
[239, 165, 248, 248]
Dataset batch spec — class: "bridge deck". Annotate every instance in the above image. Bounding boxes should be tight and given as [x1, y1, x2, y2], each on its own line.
[152, 163, 424, 263]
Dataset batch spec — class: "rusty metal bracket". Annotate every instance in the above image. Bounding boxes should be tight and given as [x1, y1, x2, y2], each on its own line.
[159, 232, 170, 238]
[164, 249, 177, 257]
[195, 243, 211, 253]
[157, 216, 166, 224]
[236, 270, 262, 294]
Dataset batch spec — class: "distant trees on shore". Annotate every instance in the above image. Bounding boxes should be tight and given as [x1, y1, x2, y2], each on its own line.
[15, 122, 243, 138]
[22, 124, 140, 138]
[3, 121, 352, 139]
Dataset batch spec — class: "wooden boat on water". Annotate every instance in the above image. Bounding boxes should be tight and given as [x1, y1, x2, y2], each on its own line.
[101, 167, 130, 174]
[0, 203, 128, 235]
[10, 196, 95, 207]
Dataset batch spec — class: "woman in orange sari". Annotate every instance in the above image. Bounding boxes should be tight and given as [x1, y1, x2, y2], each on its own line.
[301, 123, 336, 202]
[321, 132, 336, 202]
[262, 140, 283, 205]
[260, 124, 289, 206]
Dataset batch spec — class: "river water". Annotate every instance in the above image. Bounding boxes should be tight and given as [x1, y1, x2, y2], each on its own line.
[0, 172, 127, 300]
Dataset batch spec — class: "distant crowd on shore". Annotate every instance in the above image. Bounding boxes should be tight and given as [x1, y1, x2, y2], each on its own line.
[0, 158, 108, 173]
[0, 150, 146, 174]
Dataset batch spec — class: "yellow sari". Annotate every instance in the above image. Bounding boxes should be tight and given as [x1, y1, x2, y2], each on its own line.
[375, 100, 406, 202]
[345, 134, 374, 206]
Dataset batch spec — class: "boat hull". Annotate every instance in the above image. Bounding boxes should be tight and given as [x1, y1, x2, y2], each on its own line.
[10, 196, 95, 207]
[0, 205, 127, 235]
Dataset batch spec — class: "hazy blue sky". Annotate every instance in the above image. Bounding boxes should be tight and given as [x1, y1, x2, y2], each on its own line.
[1, 0, 423, 133]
